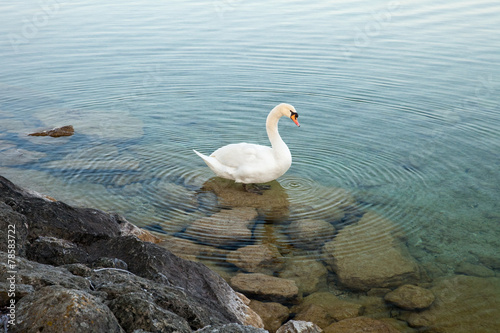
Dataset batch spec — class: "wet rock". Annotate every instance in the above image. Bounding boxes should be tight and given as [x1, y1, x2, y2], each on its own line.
[323, 317, 400, 333]
[406, 275, 500, 332]
[227, 244, 285, 275]
[286, 219, 335, 250]
[15, 285, 123, 333]
[184, 207, 258, 247]
[108, 292, 191, 333]
[28, 125, 74, 137]
[279, 258, 328, 295]
[230, 273, 299, 303]
[276, 320, 323, 333]
[292, 292, 361, 325]
[384, 284, 435, 310]
[322, 211, 420, 291]
[249, 300, 290, 333]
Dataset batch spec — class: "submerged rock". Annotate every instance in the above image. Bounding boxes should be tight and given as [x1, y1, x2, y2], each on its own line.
[405, 275, 500, 332]
[323, 317, 400, 333]
[226, 243, 285, 275]
[230, 273, 299, 303]
[278, 257, 328, 295]
[249, 300, 290, 333]
[322, 211, 420, 291]
[292, 292, 362, 326]
[286, 219, 335, 250]
[184, 207, 258, 247]
[384, 284, 435, 310]
[28, 125, 74, 137]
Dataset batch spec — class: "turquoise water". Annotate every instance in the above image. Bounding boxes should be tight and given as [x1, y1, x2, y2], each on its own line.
[1, 0, 499, 329]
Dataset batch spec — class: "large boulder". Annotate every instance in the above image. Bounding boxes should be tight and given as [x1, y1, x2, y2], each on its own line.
[322, 211, 420, 291]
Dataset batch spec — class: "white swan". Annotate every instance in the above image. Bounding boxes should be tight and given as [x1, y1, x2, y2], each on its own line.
[194, 103, 300, 191]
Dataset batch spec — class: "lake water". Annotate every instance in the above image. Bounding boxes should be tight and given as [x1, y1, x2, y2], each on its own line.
[1, 0, 499, 331]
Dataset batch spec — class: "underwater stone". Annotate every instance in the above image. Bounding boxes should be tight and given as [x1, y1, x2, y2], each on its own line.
[230, 273, 299, 303]
[184, 207, 258, 247]
[249, 300, 290, 333]
[323, 211, 420, 291]
[286, 218, 335, 250]
[292, 292, 362, 323]
[226, 243, 285, 275]
[406, 275, 500, 331]
[384, 284, 435, 310]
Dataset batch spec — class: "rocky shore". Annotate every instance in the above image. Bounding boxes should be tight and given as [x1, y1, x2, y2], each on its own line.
[0, 175, 265, 332]
[1, 175, 500, 333]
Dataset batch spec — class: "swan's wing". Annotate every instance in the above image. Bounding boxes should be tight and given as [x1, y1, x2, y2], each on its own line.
[211, 143, 273, 168]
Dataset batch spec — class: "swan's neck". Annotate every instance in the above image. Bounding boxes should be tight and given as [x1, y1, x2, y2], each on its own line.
[266, 109, 291, 161]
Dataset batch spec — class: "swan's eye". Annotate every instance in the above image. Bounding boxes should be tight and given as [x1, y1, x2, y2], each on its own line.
[290, 111, 298, 119]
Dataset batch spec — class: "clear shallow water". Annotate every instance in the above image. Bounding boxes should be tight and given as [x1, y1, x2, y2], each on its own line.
[1, 0, 499, 330]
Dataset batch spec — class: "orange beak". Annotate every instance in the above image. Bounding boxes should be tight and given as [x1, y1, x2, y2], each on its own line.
[291, 114, 300, 127]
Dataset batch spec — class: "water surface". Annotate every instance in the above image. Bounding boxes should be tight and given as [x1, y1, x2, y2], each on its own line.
[1, 0, 499, 330]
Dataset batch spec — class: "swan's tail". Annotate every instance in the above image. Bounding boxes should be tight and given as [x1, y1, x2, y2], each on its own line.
[193, 149, 208, 160]
[193, 149, 232, 179]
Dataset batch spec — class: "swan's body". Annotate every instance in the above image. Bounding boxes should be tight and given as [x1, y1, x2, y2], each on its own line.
[194, 103, 300, 185]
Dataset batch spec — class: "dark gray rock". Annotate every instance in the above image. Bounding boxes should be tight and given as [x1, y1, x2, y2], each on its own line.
[0, 251, 91, 292]
[0, 176, 122, 244]
[26, 236, 89, 265]
[108, 292, 191, 333]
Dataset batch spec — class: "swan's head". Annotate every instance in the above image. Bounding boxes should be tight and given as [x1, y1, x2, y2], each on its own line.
[276, 103, 300, 127]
